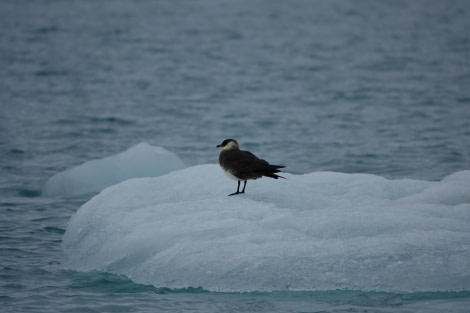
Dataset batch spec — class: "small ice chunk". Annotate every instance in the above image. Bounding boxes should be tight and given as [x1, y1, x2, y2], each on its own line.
[42, 142, 186, 197]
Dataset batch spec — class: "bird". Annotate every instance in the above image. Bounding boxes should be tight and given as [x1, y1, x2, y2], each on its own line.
[216, 139, 285, 196]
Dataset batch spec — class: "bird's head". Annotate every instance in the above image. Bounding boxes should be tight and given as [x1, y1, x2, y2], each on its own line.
[216, 139, 239, 151]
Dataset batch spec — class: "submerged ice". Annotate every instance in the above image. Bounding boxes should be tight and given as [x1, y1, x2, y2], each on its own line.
[62, 165, 470, 292]
[42, 143, 186, 197]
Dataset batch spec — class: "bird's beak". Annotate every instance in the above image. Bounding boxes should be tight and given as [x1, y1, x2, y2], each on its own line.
[216, 144, 222, 148]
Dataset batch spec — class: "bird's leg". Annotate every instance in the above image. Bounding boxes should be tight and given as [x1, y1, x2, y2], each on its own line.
[241, 180, 247, 193]
[228, 181, 241, 196]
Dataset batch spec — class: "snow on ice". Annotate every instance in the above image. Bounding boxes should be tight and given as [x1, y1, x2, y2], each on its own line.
[62, 162, 470, 292]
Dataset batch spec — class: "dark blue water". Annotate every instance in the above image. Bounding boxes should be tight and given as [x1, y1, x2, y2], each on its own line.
[1, 0, 469, 312]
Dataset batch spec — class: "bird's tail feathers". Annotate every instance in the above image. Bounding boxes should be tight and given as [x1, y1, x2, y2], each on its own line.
[262, 172, 286, 179]
[261, 165, 286, 179]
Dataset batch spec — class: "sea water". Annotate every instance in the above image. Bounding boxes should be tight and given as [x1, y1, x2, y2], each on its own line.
[1, 0, 470, 312]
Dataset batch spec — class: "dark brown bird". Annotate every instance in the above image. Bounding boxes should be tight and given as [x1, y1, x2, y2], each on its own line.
[216, 139, 285, 196]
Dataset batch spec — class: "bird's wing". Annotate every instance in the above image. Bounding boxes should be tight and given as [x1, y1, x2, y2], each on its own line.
[225, 150, 269, 173]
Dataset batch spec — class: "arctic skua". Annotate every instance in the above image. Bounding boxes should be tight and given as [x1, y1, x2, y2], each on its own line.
[216, 139, 285, 196]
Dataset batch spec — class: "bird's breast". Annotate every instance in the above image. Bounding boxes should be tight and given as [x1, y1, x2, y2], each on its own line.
[221, 167, 240, 181]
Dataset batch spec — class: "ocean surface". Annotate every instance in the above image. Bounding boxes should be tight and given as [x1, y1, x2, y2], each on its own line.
[1, 0, 470, 312]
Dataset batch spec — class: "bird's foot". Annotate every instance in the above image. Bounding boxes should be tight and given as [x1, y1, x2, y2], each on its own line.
[228, 191, 244, 196]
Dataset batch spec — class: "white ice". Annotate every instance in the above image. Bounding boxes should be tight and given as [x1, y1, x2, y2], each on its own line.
[42, 143, 186, 197]
[62, 165, 470, 292]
